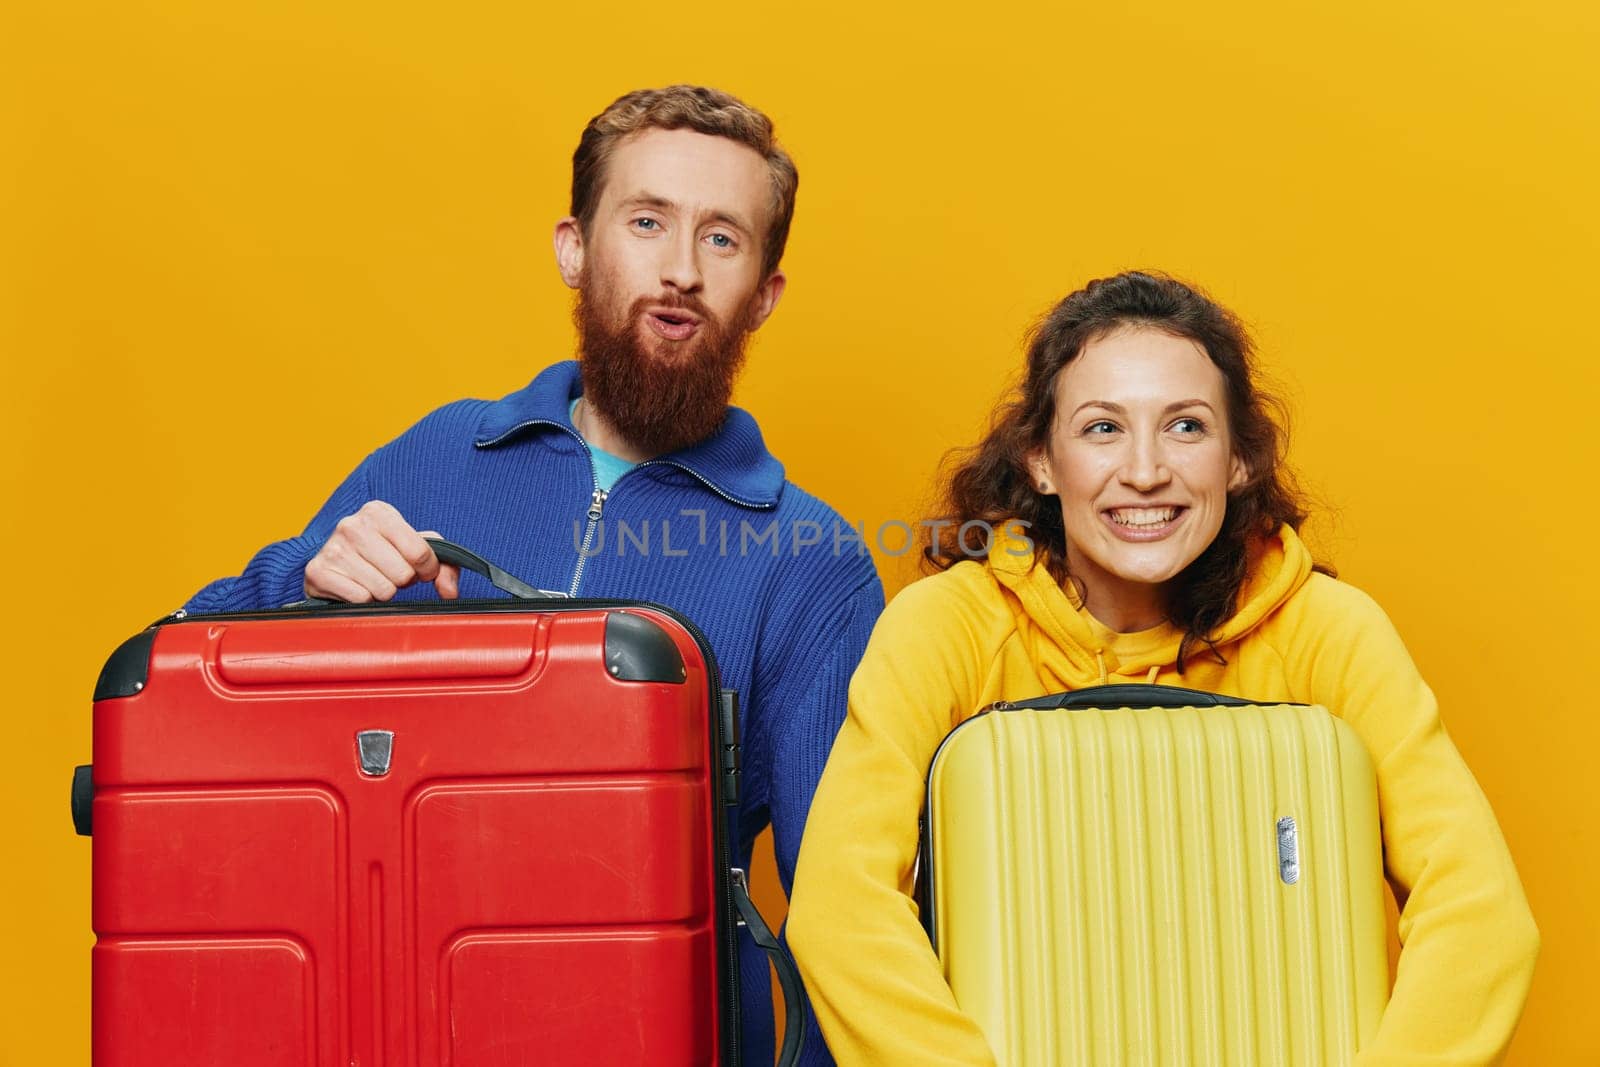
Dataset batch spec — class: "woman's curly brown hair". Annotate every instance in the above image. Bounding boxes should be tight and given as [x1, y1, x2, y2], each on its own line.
[923, 270, 1325, 670]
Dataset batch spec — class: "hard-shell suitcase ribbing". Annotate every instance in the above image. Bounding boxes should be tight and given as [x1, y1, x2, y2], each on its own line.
[921, 685, 1388, 1067]
[75, 540, 803, 1067]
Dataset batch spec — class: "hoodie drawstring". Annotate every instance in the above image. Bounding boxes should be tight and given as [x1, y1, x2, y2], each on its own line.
[1095, 654, 1160, 686]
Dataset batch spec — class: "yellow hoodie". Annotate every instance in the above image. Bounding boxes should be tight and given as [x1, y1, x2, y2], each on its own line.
[788, 525, 1537, 1065]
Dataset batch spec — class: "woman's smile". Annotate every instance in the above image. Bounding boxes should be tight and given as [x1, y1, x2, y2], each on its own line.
[1101, 504, 1188, 540]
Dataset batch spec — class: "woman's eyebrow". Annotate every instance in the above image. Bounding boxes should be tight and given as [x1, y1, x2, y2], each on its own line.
[1068, 399, 1217, 417]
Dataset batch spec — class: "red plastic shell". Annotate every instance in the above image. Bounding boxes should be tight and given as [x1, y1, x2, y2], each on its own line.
[90, 607, 724, 1067]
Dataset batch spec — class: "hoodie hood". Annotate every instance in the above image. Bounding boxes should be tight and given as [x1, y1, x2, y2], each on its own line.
[985, 522, 1315, 689]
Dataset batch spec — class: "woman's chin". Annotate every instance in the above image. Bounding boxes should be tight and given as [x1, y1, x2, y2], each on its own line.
[1096, 543, 1200, 590]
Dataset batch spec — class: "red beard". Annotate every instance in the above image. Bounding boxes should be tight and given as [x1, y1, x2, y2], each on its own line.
[574, 283, 755, 457]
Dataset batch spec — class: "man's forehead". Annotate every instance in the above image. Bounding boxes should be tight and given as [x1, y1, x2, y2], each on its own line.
[598, 128, 773, 225]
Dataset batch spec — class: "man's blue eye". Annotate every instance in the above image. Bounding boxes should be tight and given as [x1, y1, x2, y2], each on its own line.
[634, 218, 659, 231]
[709, 233, 733, 248]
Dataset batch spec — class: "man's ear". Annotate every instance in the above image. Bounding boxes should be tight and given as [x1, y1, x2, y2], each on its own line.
[745, 270, 787, 332]
[553, 217, 585, 289]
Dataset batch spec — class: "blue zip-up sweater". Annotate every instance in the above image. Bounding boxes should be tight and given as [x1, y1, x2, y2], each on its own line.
[186, 360, 883, 1065]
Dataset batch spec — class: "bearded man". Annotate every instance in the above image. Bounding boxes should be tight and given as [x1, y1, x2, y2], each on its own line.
[183, 85, 881, 1066]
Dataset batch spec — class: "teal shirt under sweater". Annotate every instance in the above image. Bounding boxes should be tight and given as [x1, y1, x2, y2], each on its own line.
[571, 398, 637, 491]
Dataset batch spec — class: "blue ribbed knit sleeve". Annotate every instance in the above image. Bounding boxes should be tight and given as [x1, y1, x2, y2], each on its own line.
[765, 576, 885, 888]
[763, 574, 884, 1067]
[182, 453, 378, 614]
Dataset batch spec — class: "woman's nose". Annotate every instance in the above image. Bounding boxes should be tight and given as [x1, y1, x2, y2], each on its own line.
[1119, 435, 1171, 492]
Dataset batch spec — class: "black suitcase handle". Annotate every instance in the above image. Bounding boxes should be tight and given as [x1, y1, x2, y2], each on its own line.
[996, 683, 1257, 711]
[731, 868, 805, 1067]
[421, 537, 559, 599]
[289, 537, 565, 606]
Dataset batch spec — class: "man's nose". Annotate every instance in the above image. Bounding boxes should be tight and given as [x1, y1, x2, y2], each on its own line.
[1120, 434, 1172, 492]
[659, 231, 704, 294]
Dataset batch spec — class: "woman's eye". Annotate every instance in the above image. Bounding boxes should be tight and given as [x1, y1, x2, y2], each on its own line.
[1171, 417, 1206, 435]
[1083, 420, 1119, 436]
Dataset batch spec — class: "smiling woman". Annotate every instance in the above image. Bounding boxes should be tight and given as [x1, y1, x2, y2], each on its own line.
[927, 271, 1314, 664]
[785, 271, 1540, 1065]
[1026, 327, 1250, 633]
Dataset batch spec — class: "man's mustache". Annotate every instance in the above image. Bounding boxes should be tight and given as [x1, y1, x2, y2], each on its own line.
[627, 293, 715, 322]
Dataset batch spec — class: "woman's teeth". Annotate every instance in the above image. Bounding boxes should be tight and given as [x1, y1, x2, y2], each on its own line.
[1109, 507, 1179, 527]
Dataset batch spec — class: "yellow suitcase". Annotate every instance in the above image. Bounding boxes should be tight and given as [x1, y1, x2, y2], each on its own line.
[921, 685, 1388, 1066]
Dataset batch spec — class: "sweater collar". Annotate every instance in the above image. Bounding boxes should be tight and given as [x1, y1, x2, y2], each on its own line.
[472, 360, 786, 508]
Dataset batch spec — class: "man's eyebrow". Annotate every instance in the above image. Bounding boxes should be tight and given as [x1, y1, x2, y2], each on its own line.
[616, 193, 752, 234]
[618, 194, 676, 213]
[706, 210, 753, 234]
[1068, 399, 1218, 417]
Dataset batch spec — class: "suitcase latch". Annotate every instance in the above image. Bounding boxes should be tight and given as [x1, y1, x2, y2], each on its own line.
[1277, 816, 1300, 885]
[357, 730, 395, 777]
[719, 689, 742, 807]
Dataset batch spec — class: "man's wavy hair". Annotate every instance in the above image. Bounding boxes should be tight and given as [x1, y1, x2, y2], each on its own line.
[924, 271, 1324, 670]
[570, 85, 798, 277]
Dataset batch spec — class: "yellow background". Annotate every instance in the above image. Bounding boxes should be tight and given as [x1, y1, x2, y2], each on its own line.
[4, 1, 1597, 1063]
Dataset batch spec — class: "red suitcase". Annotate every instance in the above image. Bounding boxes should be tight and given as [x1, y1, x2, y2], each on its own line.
[73, 541, 801, 1067]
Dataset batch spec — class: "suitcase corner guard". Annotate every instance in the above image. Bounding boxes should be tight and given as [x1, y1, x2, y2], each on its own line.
[603, 611, 687, 683]
[94, 628, 157, 701]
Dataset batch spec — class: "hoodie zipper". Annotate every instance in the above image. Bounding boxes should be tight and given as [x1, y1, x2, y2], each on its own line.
[568, 487, 608, 597]
[477, 418, 608, 597]
[477, 417, 775, 604]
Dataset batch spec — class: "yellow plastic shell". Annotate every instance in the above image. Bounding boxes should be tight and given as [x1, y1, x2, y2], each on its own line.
[925, 702, 1388, 1066]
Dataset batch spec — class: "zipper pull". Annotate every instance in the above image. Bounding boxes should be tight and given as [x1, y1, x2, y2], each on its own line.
[587, 488, 608, 521]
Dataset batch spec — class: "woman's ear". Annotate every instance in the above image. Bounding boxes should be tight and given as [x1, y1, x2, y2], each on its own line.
[1228, 451, 1250, 492]
[1026, 449, 1056, 495]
